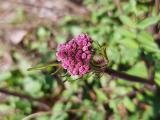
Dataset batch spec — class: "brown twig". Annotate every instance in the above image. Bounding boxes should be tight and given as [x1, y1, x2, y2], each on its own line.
[0, 88, 50, 110]
[0, 88, 38, 101]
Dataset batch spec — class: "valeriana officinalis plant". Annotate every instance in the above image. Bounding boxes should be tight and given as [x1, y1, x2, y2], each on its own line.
[28, 33, 109, 79]
[28, 33, 154, 85]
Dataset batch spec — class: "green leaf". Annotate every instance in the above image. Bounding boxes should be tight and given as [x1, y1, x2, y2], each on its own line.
[16, 100, 32, 113]
[0, 71, 11, 82]
[123, 97, 136, 112]
[23, 77, 42, 95]
[155, 72, 160, 87]
[141, 107, 153, 120]
[127, 62, 148, 78]
[70, 26, 82, 36]
[120, 38, 139, 49]
[94, 88, 107, 102]
[109, 99, 121, 113]
[91, 12, 98, 24]
[107, 46, 120, 64]
[129, 113, 139, 120]
[52, 103, 64, 111]
[90, 110, 105, 120]
[138, 16, 160, 29]
[0, 105, 11, 111]
[51, 103, 68, 120]
[117, 27, 136, 39]
[138, 31, 160, 53]
[119, 15, 136, 27]
[37, 27, 51, 41]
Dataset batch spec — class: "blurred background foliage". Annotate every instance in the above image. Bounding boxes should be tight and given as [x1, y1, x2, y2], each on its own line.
[0, 0, 160, 120]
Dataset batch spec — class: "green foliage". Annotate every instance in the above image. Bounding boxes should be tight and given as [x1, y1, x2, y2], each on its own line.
[0, 0, 160, 119]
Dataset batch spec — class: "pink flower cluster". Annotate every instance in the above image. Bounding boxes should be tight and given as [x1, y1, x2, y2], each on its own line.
[56, 33, 92, 76]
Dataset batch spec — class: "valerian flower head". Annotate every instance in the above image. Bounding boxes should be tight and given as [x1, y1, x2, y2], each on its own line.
[56, 33, 92, 76]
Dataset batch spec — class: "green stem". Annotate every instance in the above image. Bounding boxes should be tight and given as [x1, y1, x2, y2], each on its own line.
[27, 63, 60, 71]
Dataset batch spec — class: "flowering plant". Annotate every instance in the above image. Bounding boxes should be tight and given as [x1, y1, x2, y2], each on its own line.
[27, 33, 153, 85]
[28, 33, 108, 79]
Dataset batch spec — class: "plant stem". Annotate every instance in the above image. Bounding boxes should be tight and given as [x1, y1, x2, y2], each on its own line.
[0, 88, 37, 101]
[0, 88, 50, 110]
[104, 68, 155, 85]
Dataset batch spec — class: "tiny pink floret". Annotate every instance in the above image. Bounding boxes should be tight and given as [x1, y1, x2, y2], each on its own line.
[56, 33, 92, 76]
